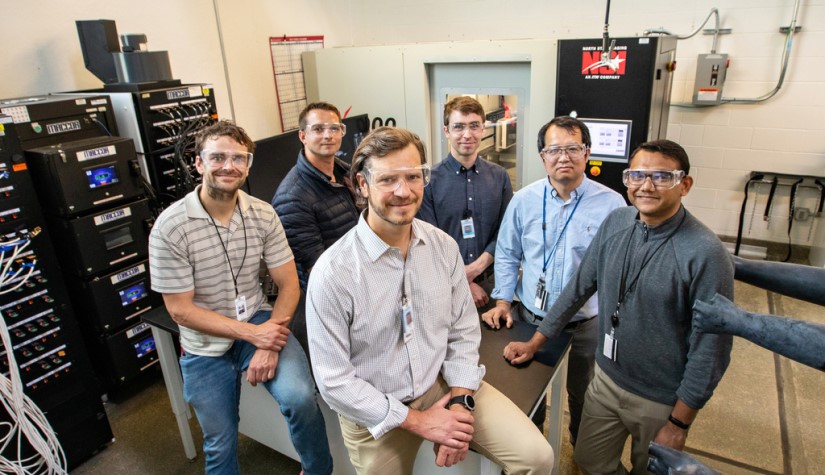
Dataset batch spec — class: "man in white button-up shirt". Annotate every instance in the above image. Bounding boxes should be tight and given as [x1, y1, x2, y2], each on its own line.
[306, 126, 553, 474]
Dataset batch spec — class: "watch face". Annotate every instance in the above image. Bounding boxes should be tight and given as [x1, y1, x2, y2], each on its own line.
[464, 395, 476, 411]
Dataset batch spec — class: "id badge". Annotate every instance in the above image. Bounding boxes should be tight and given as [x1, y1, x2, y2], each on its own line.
[235, 295, 248, 320]
[461, 217, 476, 239]
[401, 301, 413, 343]
[534, 278, 548, 311]
[603, 331, 617, 361]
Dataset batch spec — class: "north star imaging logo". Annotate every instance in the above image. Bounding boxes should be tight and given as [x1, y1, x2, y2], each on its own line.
[581, 47, 627, 79]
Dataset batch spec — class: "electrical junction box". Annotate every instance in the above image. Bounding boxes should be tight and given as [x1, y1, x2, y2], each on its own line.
[692, 53, 729, 105]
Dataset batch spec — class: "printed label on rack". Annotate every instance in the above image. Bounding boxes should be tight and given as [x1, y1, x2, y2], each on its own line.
[166, 88, 190, 100]
[77, 145, 116, 162]
[93, 206, 132, 226]
[111, 263, 146, 285]
[127, 322, 151, 339]
[46, 120, 81, 135]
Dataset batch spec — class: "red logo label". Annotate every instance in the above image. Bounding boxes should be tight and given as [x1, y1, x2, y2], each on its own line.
[581, 51, 627, 75]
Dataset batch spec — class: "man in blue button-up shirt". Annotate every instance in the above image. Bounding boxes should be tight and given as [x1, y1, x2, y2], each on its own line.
[418, 96, 513, 307]
[482, 116, 625, 444]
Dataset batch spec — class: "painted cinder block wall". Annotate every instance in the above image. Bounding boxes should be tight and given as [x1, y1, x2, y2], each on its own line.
[2, 0, 823, 248]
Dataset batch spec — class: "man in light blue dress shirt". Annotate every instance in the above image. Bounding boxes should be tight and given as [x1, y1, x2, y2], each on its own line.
[482, 116, 625, 445]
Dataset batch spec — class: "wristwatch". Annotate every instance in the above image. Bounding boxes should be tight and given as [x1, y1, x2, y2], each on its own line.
[447, 394, 476, 412]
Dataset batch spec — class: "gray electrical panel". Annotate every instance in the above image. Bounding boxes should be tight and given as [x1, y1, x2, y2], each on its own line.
[692, 54, 729, 105]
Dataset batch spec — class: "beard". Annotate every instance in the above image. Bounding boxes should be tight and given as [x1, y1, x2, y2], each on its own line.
[203, 170, 245, 201]
[368, 194, 420, 227]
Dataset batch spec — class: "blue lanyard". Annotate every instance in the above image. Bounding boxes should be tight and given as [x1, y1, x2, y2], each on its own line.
[542, 184, 583, 274]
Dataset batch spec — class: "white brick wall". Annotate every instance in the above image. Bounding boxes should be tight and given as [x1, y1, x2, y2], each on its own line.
[3, 0, 823, 248]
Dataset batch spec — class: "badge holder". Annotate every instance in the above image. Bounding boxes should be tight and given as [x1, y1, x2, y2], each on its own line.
[534, 277, 548, 311]
[235, 294, 248, 321]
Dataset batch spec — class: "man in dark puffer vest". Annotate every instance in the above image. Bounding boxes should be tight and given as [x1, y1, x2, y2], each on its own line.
[272, 102, 359, 292]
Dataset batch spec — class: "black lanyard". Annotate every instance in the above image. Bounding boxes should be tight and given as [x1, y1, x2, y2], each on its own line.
[612, 211, 686, 329]
[199, 195, 248, 297]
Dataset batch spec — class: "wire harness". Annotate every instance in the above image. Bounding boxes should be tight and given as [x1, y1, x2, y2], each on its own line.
[0, 228, 67, 474]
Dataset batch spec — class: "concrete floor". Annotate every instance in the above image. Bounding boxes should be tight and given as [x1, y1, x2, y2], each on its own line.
[71, 265, 825, 474]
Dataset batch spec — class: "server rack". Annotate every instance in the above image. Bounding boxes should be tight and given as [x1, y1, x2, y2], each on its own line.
[0, 116, 113, 469]
[2, 93, 162, 390]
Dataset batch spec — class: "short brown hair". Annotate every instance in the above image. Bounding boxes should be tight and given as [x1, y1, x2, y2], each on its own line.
[195, 120, 255, 154]
[443, 96, 485, 126]
[298, 102, 342, 129]
[350, 127, 426, 206]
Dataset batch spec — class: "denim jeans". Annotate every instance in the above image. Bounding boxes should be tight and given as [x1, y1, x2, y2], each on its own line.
[180, 310, 333, 474]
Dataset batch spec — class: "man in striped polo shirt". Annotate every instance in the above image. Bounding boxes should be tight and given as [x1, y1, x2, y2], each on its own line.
[149, 121, 332, 475]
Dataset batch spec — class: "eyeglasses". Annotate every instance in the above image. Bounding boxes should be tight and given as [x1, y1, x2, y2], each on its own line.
[622, 169, 685, 189]
[305, 123, 347, 136]
[449, 122, 484, 133]
[201, 150, 253, 169]
[540, 144, 588, 161]
[363, 165, 431, 192]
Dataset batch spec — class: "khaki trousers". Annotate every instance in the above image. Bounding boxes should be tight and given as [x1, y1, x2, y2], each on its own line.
[338, 377, 554, 474]
[574, 366, 673, 474]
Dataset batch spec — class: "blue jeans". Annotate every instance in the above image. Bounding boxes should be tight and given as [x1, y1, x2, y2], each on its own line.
[180, 310, 333, 474]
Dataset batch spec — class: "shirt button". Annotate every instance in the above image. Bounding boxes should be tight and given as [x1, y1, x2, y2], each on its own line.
[468, 197, 473, 201]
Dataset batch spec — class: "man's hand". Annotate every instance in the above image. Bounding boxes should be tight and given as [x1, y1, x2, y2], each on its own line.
[434, 441, 469, 467]
[247, 320, 290, 351]
[480, 300, 513, 329]
[653, 419, 688, 451]
[433, 402, 473, 466]
[246, 349, 279, 386]
[469, 282, 489, 308]
[401, 393, 474, 450]
[503, 341, 538, 364]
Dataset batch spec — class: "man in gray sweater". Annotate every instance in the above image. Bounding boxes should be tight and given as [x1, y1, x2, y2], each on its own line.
[503, 140, 733, 474]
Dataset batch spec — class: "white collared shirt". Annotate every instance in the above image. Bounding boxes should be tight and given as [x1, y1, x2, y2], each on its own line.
[307, 213, 485, 438]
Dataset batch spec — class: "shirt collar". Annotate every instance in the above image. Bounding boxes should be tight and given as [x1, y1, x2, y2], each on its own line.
[548, 175, 590, 201]
[635, 205, 687, 234]
[355, 210, 427, 262]
[184, 185, 251, 219]
[444, 153, 480, 175]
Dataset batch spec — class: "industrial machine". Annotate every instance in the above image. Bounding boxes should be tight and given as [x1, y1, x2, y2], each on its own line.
[556, 36, 677, 195]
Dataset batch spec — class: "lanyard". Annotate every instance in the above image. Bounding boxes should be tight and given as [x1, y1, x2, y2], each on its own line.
[199, 196, 248, 297]
[612, 210, 686, 328]
[542, 184, 583, 274]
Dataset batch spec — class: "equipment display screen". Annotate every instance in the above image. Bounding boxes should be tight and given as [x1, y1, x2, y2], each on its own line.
[134, 336, 156, 359]
[580, 118, 633, 163]
[85, 164, 120, 189]
[118, 281, 148, 306]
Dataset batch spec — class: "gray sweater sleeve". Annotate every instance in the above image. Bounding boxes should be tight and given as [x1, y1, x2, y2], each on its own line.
[675, 222, 734, 409]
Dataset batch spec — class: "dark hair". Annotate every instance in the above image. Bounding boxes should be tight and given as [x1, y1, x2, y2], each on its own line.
[537, 116, 592, 152]
[350, 127, 426, 206]
[443, 96, 485, 126]
[195, 120, 255, 154]
[298, 102, 342, 129]
[629, 139, 691, 175]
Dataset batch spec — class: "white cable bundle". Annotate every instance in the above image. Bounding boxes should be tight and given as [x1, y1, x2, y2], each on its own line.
[0, 231, 67, 474]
